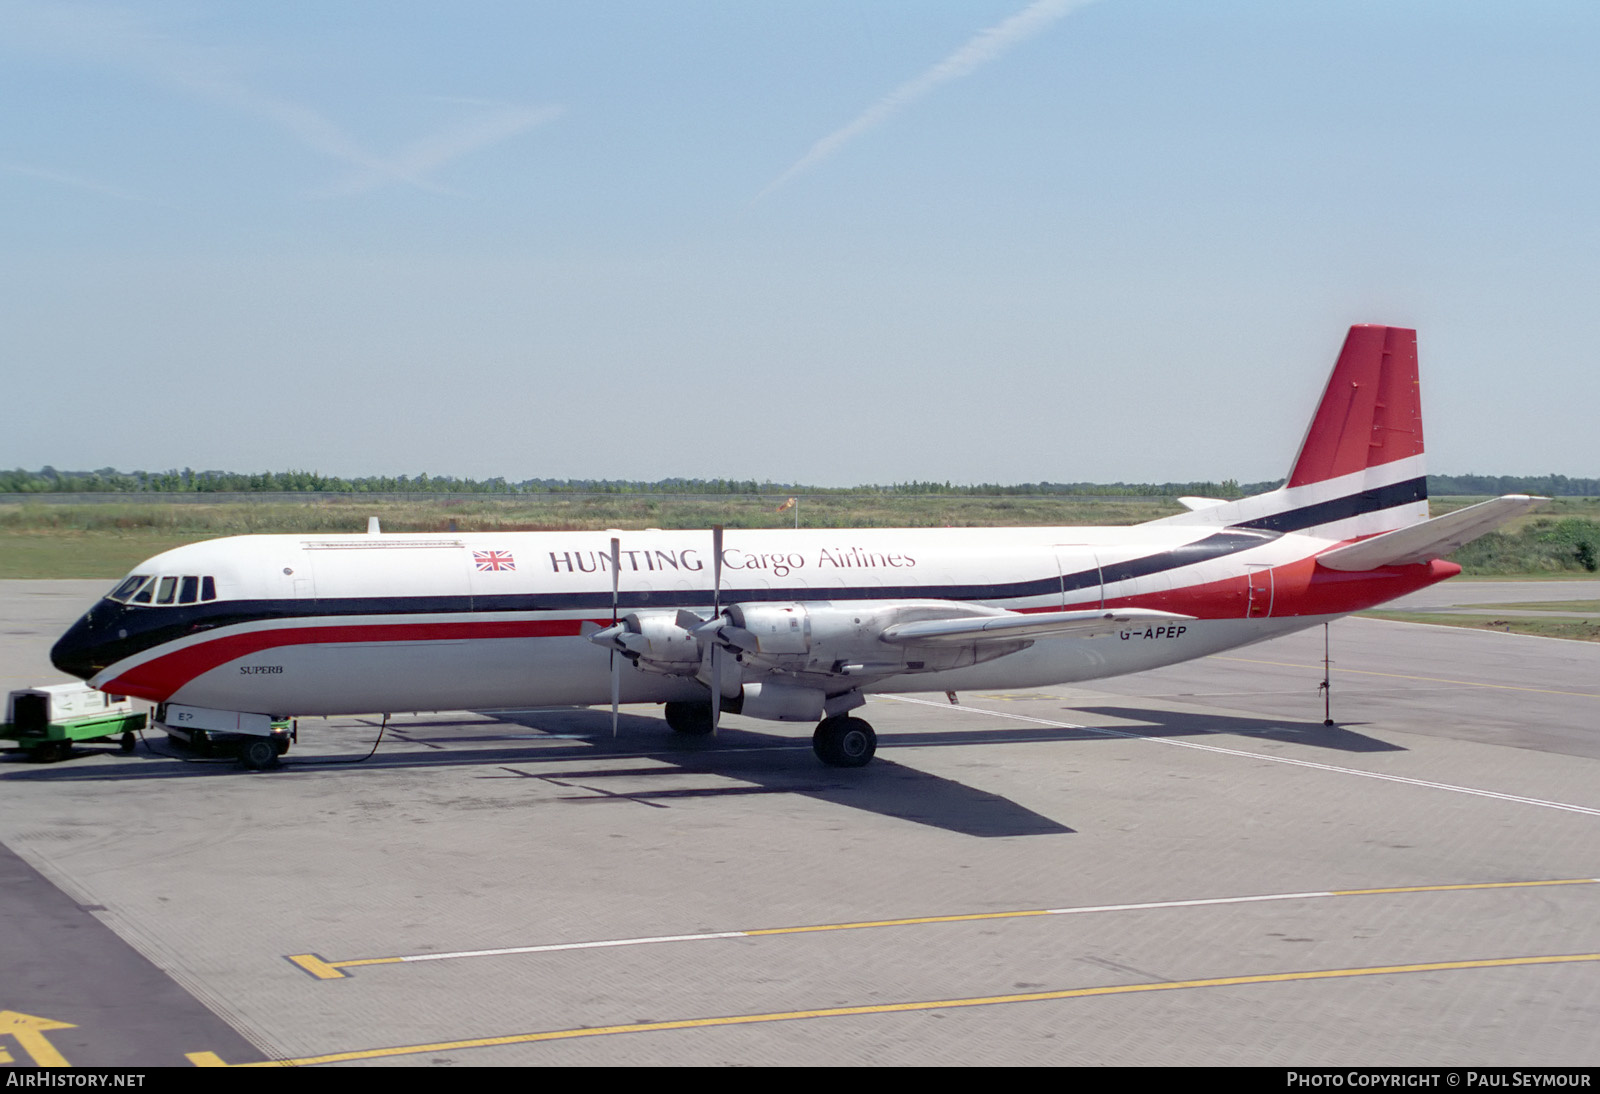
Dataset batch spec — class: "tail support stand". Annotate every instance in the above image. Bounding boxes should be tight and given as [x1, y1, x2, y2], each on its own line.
[1318, 622, 1335, 726]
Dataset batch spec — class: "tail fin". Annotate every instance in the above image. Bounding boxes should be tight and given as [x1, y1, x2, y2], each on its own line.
[1153, 324, 1429, 539]
[1284, 325, 1423, 489]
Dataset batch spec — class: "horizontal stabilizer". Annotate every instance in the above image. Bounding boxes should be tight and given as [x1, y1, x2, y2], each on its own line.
[1315, 495, 1545, 572]
[881, 607, 1194, 645]
[1177, 497, 1228, 511]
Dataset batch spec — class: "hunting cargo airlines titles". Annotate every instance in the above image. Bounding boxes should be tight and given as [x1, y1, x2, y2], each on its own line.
[52, 326, 1539, 769]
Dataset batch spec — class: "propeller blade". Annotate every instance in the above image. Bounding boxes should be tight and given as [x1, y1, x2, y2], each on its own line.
[608, 537, 621, 623]
[609, 537, 621, 738]
[711, 525, 723, 618]
[699, 525, 728, 735]
[717, 624, 759, 653]
[709, 644, 721, 735]
[610, 649, 621, 738]
[588, 624, 627, 649]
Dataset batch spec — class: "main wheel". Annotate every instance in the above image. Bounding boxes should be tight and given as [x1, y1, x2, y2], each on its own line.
[237, 737, 279, 771]
[813, 716, 877, 767]
[663, 701, 715, 736]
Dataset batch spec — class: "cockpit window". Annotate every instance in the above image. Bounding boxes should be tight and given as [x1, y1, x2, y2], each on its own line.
[114, 573, 218, 606]
[108, 575, 149, 602]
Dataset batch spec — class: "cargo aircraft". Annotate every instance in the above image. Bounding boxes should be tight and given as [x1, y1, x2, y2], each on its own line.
[53, 325, 1538, 769]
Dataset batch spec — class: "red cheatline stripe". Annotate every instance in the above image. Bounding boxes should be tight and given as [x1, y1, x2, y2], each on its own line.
[102, 617, 601, 701]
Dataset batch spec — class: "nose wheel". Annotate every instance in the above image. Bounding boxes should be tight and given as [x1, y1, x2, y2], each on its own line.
[237, 737, 280, 770]
[813, 716, 876, 767]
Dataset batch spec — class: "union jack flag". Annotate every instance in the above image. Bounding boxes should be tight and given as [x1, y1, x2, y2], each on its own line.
[474, 550, 516, 572]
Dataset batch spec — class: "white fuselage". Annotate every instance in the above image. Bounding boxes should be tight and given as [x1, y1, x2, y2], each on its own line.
[65, 522, 1447, 717]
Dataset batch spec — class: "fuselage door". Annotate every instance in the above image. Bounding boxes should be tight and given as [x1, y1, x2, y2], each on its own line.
[1055, 548, 1104, 610]
[1247, 564, 1274, 618]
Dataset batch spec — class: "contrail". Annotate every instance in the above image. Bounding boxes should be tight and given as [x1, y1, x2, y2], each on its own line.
[320, 105, 565, 197]
[757, 0, 1101, 201]
[2, 162, 143, 202]
[2, 0, 557, 197]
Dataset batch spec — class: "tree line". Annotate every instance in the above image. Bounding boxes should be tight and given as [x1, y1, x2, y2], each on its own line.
[3, 466, 1596, 498]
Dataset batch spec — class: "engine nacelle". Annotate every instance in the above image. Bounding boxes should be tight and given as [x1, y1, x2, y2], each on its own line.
[732, 680, 826, 722]
[611, 600, 1030, 687]
[617, 610, 701, 675]
[722, 601, 1028, 678]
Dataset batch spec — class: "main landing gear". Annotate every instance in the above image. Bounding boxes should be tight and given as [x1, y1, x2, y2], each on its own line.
[812, 715, 876, 768]
[660, 703, 878, 767]
[663, 701, 716, 737]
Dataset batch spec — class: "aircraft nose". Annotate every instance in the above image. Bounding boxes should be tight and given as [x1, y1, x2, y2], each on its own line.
[52, 611, 110, 681]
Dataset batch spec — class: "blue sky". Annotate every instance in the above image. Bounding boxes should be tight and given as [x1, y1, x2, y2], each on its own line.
[3, 1, 1597, 486]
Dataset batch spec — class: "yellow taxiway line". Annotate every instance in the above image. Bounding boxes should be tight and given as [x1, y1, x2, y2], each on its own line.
[287, 877, 1598, 981]
[198, 951, 1600, 1067]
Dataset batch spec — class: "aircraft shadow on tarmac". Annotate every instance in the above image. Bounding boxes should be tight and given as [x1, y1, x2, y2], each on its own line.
[1064, 706, 1404, 753]
[0, 710, 1070, 837]
[0, 704, 1400, 837]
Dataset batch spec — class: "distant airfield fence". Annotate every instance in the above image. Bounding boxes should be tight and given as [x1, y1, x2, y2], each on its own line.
[0, 492, 1176, 506]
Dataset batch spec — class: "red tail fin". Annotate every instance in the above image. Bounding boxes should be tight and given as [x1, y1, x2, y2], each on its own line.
[1286, 325, 1423, 488]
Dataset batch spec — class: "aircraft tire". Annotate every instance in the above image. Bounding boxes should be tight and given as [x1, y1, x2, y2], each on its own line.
[663, 701, 715, 736]
[813, 716, 876, 768]
[238, 737, 279, 771]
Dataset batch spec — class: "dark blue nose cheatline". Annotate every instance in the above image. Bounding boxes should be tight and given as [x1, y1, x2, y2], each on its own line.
[52, 611, 108, 681]
[53, 597, 244, 686]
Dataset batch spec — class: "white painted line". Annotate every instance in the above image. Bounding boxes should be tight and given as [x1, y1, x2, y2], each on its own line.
[399, 932, 747, 963]
[324, 877, 1599, 974]
[879, 693, 1600, 817]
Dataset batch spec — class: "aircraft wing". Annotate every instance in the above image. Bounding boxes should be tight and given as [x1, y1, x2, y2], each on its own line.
[1315, 494, 1545, 572]
[880, 607, 1194, 645]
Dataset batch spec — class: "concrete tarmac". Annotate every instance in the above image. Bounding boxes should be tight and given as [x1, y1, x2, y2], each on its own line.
[2, 580, 1598, 1067]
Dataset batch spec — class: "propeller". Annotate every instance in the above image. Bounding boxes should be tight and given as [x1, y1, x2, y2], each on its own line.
[608, 536, 620, 738]
[709, 525, 723, 734]
[594, 526, 742, 736]
[674, 610, 758, 654]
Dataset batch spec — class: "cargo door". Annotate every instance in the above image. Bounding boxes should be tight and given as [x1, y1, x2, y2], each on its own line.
[306, 539, 470, 607]
[1246, 564, 1274, 618]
